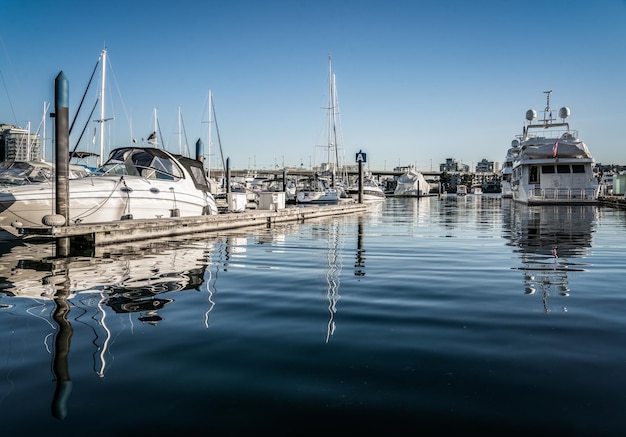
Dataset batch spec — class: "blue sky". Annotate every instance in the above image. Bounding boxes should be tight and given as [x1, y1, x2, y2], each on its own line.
[1, 0, 625, 171]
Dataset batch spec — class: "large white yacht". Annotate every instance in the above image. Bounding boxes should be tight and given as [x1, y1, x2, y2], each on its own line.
[510, 91, 599, 204]
[500, 144, 518, 198]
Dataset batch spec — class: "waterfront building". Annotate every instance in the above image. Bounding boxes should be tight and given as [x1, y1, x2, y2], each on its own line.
[0, 123, 41, 161]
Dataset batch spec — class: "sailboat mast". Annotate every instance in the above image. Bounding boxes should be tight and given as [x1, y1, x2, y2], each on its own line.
[98, 49, 107, 166]
[153, 107, 158, 147]
[42, 101, 49, 161]
[327, 56, 335, 186]
[178, 107, 182, 155]
[207, 89, 212, 179]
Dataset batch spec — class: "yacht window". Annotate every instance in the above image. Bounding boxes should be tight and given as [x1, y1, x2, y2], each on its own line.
[557, 165, 570, 173]
[572, 165, 586, 173]
[529, 166, 539, 184]
[541, 165, 555, 174]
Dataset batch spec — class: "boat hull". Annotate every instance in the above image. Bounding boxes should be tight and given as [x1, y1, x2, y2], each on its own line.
[0, 176, 217, 237]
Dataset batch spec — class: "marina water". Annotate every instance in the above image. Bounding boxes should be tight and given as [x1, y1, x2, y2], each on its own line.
[1, 195, 625, 435]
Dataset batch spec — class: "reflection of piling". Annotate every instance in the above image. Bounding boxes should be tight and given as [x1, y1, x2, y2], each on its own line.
[55, 72, 70, 257]
[51, 272, 73, 420]
[355, 216, 365, 276]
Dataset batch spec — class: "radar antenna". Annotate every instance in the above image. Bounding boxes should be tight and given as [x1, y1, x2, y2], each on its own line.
[543, 90, 554, 123]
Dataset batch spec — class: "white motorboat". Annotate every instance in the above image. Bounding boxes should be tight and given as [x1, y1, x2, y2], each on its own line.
[470, 184, 483, 195]
[296, 175, 340, 203]
[456, 184, 467, 196]
[347, 174, 386, 201]
[510, 91, 599, 204]
[0, 146, 218, 239]
[393, 167, 430, 197]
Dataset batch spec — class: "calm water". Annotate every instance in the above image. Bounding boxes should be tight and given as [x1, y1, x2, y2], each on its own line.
[1, 195, 625, 436]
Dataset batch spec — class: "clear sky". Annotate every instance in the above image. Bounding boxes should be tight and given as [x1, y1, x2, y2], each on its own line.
[1, 0, 625, 172]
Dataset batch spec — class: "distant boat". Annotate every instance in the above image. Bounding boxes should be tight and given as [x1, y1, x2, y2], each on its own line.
[0, 160, 91, 187]
[394, 167, 430, 197]
[510, 91, 599, 204]
[500, 145, 517, 198]
[0, 146, 219, 240]
[347, 174, 386, 201]
[470, 184, 483, 195]
[456, 184, 468, 196]
[296, 174, 340, 204]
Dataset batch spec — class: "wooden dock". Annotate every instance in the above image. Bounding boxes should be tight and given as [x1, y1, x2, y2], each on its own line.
[21, 203, 368, 246]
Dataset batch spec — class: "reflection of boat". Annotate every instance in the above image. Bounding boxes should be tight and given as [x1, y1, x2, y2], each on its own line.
[510, 91, 599, 204]
[456, 184, 467, 196]
[0, 146, 219, 239]
[504, 203, 597, 313]
[0, 240, 214, 386]
[394, 167, 430, 197]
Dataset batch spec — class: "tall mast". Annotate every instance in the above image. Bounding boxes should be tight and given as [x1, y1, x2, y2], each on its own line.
[26, 121, 31, 160]
[207, 89, 212, 179]
[327, 56, 335, 183]
[98, 49, 107, 166]
[152, 107, 158, 147]
[42, 101, 49, 161]
[178, 106, 182, 155]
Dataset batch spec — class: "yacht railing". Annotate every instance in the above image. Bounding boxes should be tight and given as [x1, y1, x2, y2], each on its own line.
[528, 187, 598, 202]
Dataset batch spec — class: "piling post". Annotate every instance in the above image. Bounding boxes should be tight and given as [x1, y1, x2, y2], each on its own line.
[55, 72, 70, 256]
[195, 138, 204, 163]
[356, 149, 366, 204]
[358, 160, 364, 204]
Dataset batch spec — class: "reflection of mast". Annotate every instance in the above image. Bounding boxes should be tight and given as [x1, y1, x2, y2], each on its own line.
[325, 223, 343, 343]
[51, 271, 72, 420]
[203, 244, 218, 328]
[95, 292, 112, 377]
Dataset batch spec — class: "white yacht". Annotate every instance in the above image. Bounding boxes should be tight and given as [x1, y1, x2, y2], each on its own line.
[500, 144, 518, 198]
[0, 146, 219, 240]
[510, 91, 599, 204]
[393, 167, 431, 197]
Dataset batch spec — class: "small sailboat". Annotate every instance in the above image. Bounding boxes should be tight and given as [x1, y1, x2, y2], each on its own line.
[297, 56, 346, 204]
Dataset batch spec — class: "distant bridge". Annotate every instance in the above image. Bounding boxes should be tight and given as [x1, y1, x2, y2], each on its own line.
[209, 168, 444, 179]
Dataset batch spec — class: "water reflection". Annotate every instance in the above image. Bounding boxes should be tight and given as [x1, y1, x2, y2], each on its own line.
[503, 202, 597, 312]
[0, 238, 215, 419]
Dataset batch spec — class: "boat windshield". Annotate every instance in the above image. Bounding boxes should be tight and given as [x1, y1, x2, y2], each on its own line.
[95, 148, 184, 180]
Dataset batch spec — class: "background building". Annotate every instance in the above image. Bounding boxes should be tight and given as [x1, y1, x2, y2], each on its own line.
[0, 124, 41, 161]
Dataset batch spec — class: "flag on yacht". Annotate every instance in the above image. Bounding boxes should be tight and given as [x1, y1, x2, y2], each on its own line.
[552, 136, 559, 157]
